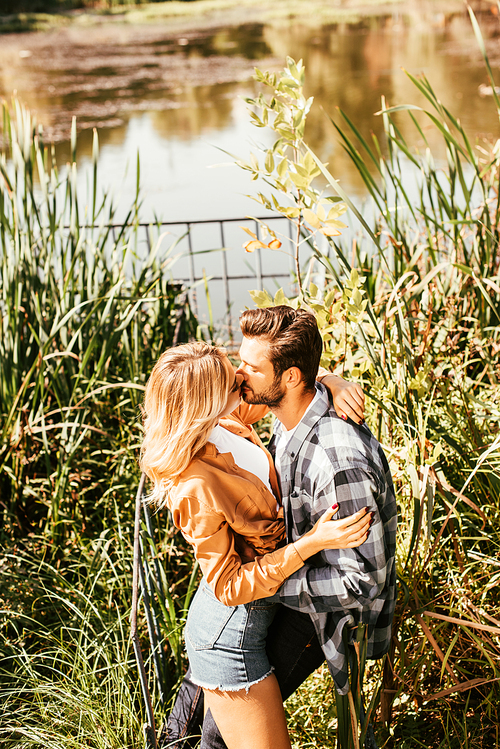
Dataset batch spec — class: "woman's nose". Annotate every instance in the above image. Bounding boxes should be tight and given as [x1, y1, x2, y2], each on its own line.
[235, 372, 245, 386]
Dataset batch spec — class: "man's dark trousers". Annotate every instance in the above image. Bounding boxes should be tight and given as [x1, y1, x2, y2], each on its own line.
[161, 605, 325, 749]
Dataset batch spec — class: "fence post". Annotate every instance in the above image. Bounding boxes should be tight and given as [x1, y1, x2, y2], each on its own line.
[254, 219, 263, 289]
[186, 222, 198, 317]
[131, 472, 158, 749]
[219, 221, 233, 343]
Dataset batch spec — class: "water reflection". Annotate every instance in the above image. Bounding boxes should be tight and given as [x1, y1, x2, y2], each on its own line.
[1, 12, 499, 217]
[0, 21, 276, 141]
[262, 13, 500, 189]
[1, 8, 499, 325]
[1, 11, 498, 178]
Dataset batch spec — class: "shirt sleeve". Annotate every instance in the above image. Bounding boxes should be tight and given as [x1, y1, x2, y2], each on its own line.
[170, 494, 305, 606]
[278, 467, 392, 613]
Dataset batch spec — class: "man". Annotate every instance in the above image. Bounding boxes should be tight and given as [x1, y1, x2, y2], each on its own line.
[162, 306, 397, 749]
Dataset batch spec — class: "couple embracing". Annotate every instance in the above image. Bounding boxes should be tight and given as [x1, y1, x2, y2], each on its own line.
[141, 305, 397, 749]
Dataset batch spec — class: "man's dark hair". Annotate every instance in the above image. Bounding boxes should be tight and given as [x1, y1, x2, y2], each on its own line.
[239, 306, 323, 391]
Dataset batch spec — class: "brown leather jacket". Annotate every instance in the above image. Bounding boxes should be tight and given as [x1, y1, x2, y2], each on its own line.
[167, 401, 304, 606]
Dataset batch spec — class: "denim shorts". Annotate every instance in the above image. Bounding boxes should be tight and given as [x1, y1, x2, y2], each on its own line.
[184, 579, 280, 692]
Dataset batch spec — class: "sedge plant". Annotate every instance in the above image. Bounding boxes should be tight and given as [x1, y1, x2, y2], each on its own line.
[237, 20, 500, 747]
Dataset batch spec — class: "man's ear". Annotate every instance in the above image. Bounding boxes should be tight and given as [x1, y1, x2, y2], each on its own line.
[283, 366, 304, 390]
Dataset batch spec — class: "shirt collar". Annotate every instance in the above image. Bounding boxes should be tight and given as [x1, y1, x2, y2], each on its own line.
[273, 382, 331, 460]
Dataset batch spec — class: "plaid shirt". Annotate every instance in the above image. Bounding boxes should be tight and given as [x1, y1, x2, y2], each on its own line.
[271, 384, 397, 695]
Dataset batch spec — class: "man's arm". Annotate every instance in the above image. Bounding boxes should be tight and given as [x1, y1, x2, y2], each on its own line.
[279, 466, 396, 614]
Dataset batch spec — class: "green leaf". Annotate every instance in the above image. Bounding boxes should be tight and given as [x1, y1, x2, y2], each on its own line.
[289, 172, 310, 190]
[277, 158, 288, 179]
[274, 288, 288, 305]
[286, 57, 300, 80]
[248, 289, 274, 308]
[264, 150, 275, 173]
[276, 126, 297, 140]
[250, 153, 259, 171]
[249, 111, 264, 127]
[293, 110, 304, 130]
[280, 77, 300, 89]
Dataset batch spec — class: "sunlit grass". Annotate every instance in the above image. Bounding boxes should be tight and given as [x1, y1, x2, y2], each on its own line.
[0, 539, 143, 749]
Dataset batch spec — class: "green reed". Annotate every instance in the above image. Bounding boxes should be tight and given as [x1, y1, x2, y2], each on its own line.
[239, 14, 500, 745]
[0, 517, 157, 749]
[0, 98, 200, 746]
[0, 100, 197, 542]
[315, 36, 500, 748]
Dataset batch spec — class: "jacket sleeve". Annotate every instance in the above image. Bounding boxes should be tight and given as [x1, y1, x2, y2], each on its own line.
[171, 494, 305, 606]
[278, 467, 396, 613]
[235, 401, 270, 425]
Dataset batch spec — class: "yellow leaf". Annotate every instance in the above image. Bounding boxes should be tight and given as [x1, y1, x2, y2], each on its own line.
[277, 159, 288, 179]
[249, 289, 274, 307]
[244, 240, 266, 252]
[303, 208, 322, 229]
[327, 203, 348, 220]
[268, 239, 282, 249]
[319, 226, 342, 237]
[240, 226, 258, 240]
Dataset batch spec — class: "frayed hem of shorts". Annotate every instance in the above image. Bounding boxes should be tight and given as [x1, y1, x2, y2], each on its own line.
[190, 666, 275, 694]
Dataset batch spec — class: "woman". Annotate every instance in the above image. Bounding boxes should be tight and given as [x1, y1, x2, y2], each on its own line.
[140, 342, 369, 749]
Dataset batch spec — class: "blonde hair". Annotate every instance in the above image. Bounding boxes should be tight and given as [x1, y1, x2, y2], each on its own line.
[140, 342, 230, 507]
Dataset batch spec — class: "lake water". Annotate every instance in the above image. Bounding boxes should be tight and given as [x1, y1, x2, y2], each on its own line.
[1, 6, 499, 328]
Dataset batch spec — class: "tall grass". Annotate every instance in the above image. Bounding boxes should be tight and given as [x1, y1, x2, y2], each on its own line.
[314, 30, 500, 748]
[0, 101, 197, 541]
[239, 14, 500, 746]
[1, 536, 142, 748]
[0, 100, 199, 746]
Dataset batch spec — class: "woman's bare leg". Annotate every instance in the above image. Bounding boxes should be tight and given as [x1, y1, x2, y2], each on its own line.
[203, 673, 292, 749]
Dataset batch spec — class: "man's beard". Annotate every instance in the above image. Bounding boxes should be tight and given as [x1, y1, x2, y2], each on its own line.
[241, 375, 286, 409]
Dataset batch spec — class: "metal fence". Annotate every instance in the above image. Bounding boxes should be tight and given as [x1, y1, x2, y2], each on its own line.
[114, 215, 298, 342]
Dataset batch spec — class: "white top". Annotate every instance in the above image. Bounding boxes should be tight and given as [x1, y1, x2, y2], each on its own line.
[209, 424, 273, 493]
[274, 389, 322, 481]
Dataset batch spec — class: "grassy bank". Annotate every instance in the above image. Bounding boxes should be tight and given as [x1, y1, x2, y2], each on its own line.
[0, 0, 466, 35]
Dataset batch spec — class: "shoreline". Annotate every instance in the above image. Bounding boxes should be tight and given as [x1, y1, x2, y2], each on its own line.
[0, 0, 472, 35]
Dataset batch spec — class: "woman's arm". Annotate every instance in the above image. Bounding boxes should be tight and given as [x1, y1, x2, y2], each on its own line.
[318, 371, 365, 424]
[171, 496, 370, 607]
